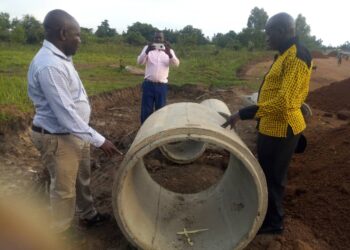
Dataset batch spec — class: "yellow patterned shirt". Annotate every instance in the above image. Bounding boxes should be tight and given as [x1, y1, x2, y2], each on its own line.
[239, 38, 312, 137]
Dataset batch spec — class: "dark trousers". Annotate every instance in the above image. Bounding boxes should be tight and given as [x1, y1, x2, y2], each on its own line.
[257, 126, 301, 228]
[140, 79, 168, 124]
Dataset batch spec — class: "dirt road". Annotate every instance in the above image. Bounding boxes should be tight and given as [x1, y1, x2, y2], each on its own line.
[243, 56, 350, 91]
[0, 55, 349, 250]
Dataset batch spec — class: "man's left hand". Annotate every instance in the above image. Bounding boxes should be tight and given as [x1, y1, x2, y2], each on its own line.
[164, 41, 173, 58]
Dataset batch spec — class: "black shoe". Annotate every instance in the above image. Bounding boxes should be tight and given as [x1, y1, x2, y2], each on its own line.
[79, 212, 111, 227]
[257, 225, 284, 235]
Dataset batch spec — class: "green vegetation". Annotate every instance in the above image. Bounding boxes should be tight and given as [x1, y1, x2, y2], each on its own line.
[0, 7, 326, 50]
[0, 42, 270, 122]
[1, 6, 288, 122]
[172, 45, 268, 86]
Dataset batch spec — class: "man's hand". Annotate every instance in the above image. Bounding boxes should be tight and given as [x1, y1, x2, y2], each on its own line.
[145, 43, 155, 54]
[99, 139, 123, 157]
[219, 112, 240, 130]
[164, 41, 173, 58]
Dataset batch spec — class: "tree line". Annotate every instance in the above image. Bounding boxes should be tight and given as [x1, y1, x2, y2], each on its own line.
[0, 7, 343, 51]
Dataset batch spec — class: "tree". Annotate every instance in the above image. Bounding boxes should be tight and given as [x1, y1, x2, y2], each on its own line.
[162, 28, 178, 44]
[339, 41, 350, 51]
[212, 31, 240, 49]
[247, 7, 268, 31]
[95, 20, 117, 37]
[241, 7, 269, 49]
[124, 31, 146, 45]
[125, 22, 156, 42]
[10, 18, 26, 43]
[21, 15, 44, 43]
[0, 12, 11, 41]
[80, 27, 95, 43]
[177, 25, 208, 45]
[295, 14, 311, 40]
[237, 27, 266, 50]
[295, 14, 323, 50]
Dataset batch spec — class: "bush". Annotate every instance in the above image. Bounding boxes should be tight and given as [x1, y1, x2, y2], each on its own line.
[124, 31, 146, 45]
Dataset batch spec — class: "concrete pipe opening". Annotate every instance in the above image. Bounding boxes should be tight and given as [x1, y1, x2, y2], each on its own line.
[160, 99, 231, 164]
[112, 102, 267, 250]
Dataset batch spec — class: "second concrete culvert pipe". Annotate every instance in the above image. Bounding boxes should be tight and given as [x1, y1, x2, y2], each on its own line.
[112, 102, 267, 250]
[160, 99, 231, 164]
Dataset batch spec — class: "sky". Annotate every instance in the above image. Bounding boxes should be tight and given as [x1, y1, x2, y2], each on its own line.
[0, 0, 348, 46]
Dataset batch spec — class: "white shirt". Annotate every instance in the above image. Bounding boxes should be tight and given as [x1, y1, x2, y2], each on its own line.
[137, 45, 180, 83]
[27, 40, 105, 147]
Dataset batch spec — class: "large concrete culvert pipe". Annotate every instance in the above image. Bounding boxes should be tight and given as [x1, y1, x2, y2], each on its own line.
[112, 102, 267, 250]
[160, 99, 231, 164]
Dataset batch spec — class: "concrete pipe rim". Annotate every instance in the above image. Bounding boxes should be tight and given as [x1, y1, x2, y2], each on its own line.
[112, 128, 267, 250]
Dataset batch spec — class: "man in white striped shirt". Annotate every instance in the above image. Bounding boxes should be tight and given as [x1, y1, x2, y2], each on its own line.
[27, 9, 118, 236]
[137, 31, 180, 123]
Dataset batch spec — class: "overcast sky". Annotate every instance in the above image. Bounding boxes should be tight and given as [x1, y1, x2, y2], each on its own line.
[0, 0, 347, 46]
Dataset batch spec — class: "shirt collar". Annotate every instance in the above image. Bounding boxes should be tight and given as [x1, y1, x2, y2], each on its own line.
[43, 40, 72, 61]
[278, 36, 298, 54]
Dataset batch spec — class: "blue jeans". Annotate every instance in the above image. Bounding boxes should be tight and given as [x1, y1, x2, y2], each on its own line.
[140, 80, 168, 124]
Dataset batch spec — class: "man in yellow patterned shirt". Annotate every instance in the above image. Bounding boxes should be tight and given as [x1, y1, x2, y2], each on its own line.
[222, 13, 312, 234]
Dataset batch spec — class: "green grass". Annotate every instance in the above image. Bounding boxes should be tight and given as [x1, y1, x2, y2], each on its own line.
[0, 42, 270, 122]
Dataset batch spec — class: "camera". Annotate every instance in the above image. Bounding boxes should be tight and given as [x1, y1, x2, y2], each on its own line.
[153, 43, 165, 50]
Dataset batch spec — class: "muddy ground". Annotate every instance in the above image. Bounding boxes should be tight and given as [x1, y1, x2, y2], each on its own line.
[0, 56, 349, 250]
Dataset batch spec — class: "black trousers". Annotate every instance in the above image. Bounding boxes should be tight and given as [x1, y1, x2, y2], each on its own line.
[257, 126, 301, 228]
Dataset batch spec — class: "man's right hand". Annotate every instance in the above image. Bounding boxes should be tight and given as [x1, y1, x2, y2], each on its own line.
[145, 43, 155, 54]
[99, 139, 123, 157]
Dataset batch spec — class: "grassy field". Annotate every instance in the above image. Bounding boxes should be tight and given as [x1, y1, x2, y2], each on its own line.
[0, 42, 270, 121]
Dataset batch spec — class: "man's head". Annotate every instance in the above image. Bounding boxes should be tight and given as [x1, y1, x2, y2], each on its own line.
[265, 13, 295, 51]
[43, 9, 81, 56]
[153, 31, 164, 43]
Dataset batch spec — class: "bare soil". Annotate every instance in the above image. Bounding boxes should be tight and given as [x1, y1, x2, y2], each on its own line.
[240, 56, 350, 91]
[0, 55, 350, 250]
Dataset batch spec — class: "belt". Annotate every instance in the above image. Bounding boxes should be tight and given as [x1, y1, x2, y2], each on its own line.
[32, 125, 69, 135]
[145, 79, 166, 84]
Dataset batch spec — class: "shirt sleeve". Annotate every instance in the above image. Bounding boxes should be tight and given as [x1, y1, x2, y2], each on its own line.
[169, 49, 180, 66]
[37, 67, 105, 147]
[255, 57, 309, 119]
[137, 46, 148, 65]
[239, 105, 258, 120]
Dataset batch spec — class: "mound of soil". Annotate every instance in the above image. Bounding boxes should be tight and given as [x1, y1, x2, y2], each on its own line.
[327, 51, 338, 57]
[307, 77, 350, 113]
[287, 123, 350, 250]
[0, 105, 32, 133]
[311, 50, 328, 59]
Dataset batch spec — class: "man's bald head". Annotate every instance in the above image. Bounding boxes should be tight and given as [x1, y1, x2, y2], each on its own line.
[44, 9, 78, 40]
[43, 9, 81, 56]
[265, 12, 296, 51]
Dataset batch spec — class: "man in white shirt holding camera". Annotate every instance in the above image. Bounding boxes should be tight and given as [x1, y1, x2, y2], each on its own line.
[137, 31, 180, 124]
